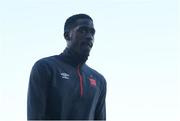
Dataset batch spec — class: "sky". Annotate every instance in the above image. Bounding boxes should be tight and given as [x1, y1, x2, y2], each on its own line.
[0, 0, 180, 121]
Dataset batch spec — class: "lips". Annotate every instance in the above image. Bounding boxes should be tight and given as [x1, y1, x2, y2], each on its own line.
[87, 42, 93, 48]
[82, 41, 93, 48]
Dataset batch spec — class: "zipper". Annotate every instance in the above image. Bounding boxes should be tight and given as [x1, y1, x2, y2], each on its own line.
[77, 65, 83, 96]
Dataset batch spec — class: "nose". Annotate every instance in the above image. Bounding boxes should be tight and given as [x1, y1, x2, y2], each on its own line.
[85, 33, 94, 41]
[84, 34, 94, 48]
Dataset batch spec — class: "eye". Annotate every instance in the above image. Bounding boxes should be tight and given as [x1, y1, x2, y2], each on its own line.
[77, 27, 95, 35]
[90, 28, 95, 35]
[78, 27, 88, 34]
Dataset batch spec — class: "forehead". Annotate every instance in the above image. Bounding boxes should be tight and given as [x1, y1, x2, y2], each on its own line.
[74, 18, 94, 28]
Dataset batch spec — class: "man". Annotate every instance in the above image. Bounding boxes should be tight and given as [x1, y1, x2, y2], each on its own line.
[27, 14, 107, 120]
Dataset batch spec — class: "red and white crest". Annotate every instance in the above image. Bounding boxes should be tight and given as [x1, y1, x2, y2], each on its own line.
[89, 78, 96, 86]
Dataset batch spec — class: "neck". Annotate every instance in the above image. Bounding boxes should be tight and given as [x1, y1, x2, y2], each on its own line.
[59, 47, 89, 67]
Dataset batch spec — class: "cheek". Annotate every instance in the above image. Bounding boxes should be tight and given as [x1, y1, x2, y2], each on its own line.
[71, 36, 81, 49]
[70, 32, 85, 48]
[73, 34, 82, 44]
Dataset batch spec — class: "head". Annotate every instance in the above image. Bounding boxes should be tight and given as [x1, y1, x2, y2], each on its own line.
[64, 14, 95, 57]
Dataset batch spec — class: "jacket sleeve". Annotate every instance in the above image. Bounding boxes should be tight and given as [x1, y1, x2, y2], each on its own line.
[95, 77, 107, 120]
[27, 60, 51, 120]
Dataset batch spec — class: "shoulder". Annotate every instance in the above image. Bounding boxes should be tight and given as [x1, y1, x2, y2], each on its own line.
[29, 56, 59, 86]
[35, 55, 58, 64]
[33, 55, 59, 67]
[31, 55, 59, 73]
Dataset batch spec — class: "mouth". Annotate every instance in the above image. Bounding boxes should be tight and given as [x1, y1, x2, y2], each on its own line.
[87, 42, 93, 48]
[82, 41, 93, 48]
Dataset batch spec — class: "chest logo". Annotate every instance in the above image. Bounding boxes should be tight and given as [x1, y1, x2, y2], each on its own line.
[60, 72, 70, 79]
[89, 78, 96, 87]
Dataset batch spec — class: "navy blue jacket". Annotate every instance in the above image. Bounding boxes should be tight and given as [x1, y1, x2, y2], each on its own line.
[27, 48, 107, 120]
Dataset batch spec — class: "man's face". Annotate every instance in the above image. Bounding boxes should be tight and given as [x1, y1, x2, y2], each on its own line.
[67, 18, 95, 56]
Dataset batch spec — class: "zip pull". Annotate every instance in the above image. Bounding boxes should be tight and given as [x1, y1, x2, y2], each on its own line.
[77, 65, 83, 96]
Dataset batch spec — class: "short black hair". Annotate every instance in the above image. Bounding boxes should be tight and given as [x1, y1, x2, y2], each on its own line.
[64, 13, 93, 33]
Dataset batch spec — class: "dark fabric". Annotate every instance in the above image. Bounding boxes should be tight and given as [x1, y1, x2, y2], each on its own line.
[27, 49, 106, 120]
[59, 47, 88, 67]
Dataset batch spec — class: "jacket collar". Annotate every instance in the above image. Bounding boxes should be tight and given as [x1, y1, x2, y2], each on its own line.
[59, 47, 88, 68]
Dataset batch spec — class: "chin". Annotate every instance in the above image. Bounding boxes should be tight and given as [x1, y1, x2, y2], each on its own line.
[80, 51, 90, 57]
[80, 47, 91, 56]
[82, 52, 89, 57]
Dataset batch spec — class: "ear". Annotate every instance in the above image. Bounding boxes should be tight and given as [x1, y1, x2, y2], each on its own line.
[64, 31, 70, 41]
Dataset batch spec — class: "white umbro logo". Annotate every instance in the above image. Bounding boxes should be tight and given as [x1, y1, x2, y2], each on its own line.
[60, 72, 70, 79]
